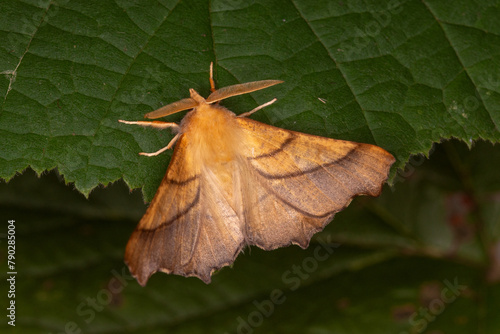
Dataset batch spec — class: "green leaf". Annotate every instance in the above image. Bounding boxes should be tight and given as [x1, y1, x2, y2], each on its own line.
[1, 0, 499, 200]
[1, 0, 500, 333]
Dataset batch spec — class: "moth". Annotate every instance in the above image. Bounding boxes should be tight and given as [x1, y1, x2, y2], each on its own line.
[119, 64, 395, 286]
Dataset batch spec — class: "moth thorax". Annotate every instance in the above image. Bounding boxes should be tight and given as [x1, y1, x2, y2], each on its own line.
[182, 103, 242, 166]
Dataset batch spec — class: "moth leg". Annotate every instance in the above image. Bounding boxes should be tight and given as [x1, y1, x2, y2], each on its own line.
[139, 133, 181, 157]
[118, 119, 180, 131]
[118, 120, 181, 156]
[238, 98, 277, 118]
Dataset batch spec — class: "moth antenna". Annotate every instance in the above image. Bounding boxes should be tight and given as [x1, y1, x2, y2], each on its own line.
[206, 80, 283, 104]
[144, 98, 198, 119]
[209, 62, 216, 93]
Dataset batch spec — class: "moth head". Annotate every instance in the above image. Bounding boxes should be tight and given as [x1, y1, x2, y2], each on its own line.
[190, 88, 207, 105]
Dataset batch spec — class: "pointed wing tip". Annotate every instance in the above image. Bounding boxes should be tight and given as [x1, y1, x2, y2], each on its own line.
[364, 153, 395, 197]
[386, 151, 396, 166]
[124, 226, 245, 286]
[136, 277, 149, 287]
[124, 257, 150, 286]
[359, 143, 396, 193]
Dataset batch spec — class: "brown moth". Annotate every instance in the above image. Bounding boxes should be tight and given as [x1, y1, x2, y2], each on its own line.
[119, 64, 395, 286]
